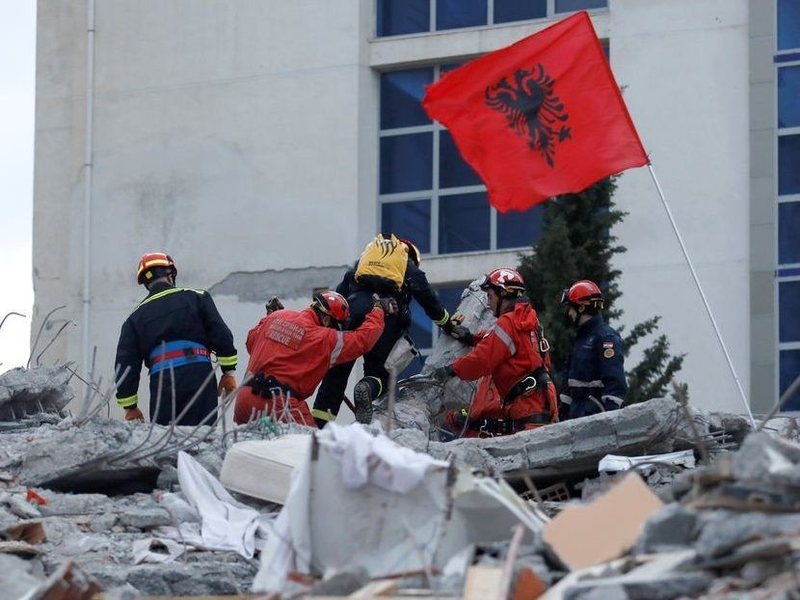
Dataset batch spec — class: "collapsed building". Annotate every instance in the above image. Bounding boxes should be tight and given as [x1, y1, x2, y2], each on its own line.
[0, 287, 798, 599]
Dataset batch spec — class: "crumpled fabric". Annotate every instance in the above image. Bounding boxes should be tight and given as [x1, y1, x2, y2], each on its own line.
[252, 423, 451, 594]
[132, 537, 186, 564]
[176, 452, 270, 558]
[325, 422, 448, 493]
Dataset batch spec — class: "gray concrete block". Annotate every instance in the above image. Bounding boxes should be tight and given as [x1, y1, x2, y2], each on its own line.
[635, 503, 699, 553]
[695, 512, 800, 559]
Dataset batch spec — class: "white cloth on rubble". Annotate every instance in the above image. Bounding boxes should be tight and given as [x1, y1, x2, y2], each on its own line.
[176, 451, 270, 558]
[132, 537, 186, 564]
[252, 423, 449, 594]
[325, 422, 448, 492]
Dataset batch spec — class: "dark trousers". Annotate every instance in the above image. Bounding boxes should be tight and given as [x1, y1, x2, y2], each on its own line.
[148, 362, 218, 426]
[313, 289, 404, 422]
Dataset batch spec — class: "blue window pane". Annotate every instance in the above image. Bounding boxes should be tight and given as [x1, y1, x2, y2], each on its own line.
[381, 69, 433, 129]
[494, 0, 546, 23]
[380, 133, 432, 194]
[409, 301, 432, 349]
[779, 135, 800, 196]
[435, 286, 466, 315]
[440, 63, 463, 75]
[497, 204, 545, 249]
[779, 202, 800, 265]
[779, 280, 800, 343]
[436, 0, 487, 30]
[779, 66, 800, 129]
[779, 0, 800, 51]
[440, 130, 482, 188]
[555, 0, 608, 12]
[381, 200, 431, 253]
[439, 192, 490, 253]
[780, 350, 800, 410]
[377, 0, 429, 37]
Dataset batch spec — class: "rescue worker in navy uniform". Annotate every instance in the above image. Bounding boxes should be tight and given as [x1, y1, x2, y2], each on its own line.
[114, 253, 238, 425]
[559, 280, 627, 420]
[312, 234, 457, 427]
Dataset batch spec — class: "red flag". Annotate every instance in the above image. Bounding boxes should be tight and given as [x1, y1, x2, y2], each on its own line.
[422, 11, 648, 213]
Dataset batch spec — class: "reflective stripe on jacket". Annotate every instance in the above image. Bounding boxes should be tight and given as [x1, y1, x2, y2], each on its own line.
[244, 306, 384, 400]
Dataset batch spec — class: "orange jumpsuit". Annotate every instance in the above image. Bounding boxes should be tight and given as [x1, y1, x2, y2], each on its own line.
[234, 307, 384, 426]
[444, 301, 558, 437]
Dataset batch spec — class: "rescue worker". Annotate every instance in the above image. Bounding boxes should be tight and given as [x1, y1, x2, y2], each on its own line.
[558, 280, 627, 419]
[234, 290, 397, 426]
[432, 268, 559, 439]
[312, 233, 458, 427]
[115, 253, 238, 425]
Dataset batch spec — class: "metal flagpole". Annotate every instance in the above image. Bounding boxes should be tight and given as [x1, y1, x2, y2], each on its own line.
[647, 164, 756, 428]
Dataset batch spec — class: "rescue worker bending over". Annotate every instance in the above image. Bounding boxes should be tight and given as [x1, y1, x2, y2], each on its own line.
[432, 268, 559, 439]
[115, 253, 238, 425]
[312, 233, 458, 427]
[559, 280, 627, 420]
[234, 291, 396, 426]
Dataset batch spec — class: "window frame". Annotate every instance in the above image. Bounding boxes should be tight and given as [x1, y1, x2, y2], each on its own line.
[375, 0, 609, 38]
[775, 26, 800, 408]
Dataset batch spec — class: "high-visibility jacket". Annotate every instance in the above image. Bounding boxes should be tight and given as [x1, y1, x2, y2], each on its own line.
[114, 282, 237, 409]
[452, 301, 556, 423]
[244, 306, 384, 400]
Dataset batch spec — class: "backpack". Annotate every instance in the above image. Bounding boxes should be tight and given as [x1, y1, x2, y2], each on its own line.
[354, 234, 409, 293]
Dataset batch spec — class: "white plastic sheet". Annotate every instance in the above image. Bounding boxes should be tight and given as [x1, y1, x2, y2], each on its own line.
[176, 452, 270, 558]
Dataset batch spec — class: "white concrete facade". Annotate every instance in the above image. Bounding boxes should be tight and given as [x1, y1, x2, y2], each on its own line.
[33, 0, 770, 415]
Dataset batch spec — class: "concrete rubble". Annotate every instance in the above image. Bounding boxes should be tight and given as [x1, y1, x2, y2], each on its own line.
[0, 296, 797, 597]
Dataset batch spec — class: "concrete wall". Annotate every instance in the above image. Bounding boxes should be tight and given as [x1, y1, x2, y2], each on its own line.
[33, 0, 760, 415]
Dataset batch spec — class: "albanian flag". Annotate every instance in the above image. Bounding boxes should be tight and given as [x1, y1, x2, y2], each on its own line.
[422, 11, 648, 213]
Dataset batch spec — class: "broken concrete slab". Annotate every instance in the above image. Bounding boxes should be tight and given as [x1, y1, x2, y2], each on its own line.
[389, 397, 682, 479]
[634, 503, 699, 553]
[0, 365, 74, 421]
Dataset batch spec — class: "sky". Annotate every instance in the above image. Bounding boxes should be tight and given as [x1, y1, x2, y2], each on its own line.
[0, 1, 35, 373]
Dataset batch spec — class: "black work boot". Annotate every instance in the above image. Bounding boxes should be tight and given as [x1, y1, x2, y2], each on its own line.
[353, 379, 375, 424]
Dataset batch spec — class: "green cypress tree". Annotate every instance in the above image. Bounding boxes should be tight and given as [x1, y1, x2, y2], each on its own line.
[517, 178, 684, 404]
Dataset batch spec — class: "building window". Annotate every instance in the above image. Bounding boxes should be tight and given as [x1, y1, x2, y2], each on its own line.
[778, 0, 800, 51]
[379, 65, 544, 256]
[399, 284, 469, 378]
[376, 0, 608, 37]
[776, 10, 800, 408]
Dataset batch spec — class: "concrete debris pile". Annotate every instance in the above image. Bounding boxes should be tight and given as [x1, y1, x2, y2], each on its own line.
[0, 365, 73, 424]
[0, 322, 796, 598]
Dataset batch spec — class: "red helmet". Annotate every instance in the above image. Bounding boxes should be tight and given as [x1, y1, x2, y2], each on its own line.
[312, 290, 350, 324]
[561, 280, 604, 309]
[398, 238, 421, 267]
[480, 268, 526, 296]
[136, 252, 177, 285]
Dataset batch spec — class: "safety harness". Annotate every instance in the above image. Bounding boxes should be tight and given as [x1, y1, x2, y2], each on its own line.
[245, 373, 299, 399]
[149, 340, 211, 374]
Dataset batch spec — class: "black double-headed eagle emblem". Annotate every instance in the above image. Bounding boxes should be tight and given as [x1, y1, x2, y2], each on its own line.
[485, 65, 571, 168]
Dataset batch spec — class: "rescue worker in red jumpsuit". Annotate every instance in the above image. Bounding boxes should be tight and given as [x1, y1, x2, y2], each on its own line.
[233, 291, 396, 426]
[432, 268, 558, 439]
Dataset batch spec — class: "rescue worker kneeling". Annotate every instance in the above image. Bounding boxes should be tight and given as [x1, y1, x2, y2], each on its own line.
[234, 291, 396, 426]
[433, 268, 559, 439]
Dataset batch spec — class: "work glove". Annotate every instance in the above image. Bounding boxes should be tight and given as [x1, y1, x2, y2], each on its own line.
[125, 407, 144, 422]
[265, 296, 284, 314]
[448, 325, 475, 346]
[218, 372, 237, 397]
[430, 364, 455, 382]
[372, 294, 398, 315]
